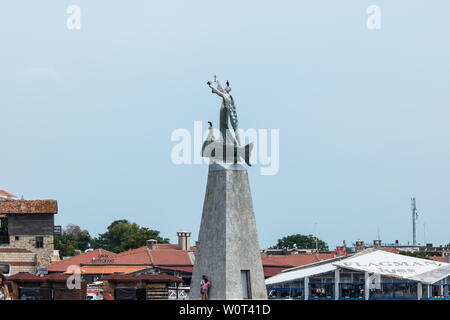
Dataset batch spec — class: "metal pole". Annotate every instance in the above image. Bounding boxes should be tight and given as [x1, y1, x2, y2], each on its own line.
[334, 269, 340, 300]
[411, 198, 417, 246]
[417, 282, 422, 300]
[304, 277, 309, 300]
[364, 272, 370, 300]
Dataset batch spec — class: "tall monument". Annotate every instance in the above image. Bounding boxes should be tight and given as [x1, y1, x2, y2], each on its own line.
[190, 79, 267, 299]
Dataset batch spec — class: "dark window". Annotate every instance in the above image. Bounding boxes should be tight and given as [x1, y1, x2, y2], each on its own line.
[115, 287, 137, 300]
[0, 264, 10, 275]
[0, 218, 8, 244]
[15, 236, 20, 241]
[241, 270, 251, 299]
[36, 236, 44, 248]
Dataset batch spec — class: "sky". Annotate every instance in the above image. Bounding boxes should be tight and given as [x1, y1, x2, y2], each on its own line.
[1, 1, 449, 249]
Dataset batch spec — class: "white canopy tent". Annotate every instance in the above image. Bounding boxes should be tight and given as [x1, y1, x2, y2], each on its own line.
[265, 262, 336, 286]
[265, 249, 450, 299]
[334, 249, 448, 284]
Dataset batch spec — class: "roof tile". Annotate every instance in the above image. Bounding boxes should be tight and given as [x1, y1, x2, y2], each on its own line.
[0, 199, 57, 214]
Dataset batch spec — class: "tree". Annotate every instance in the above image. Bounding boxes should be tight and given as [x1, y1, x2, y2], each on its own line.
[399, 251, 430, 260]
[54, 224, 92, 257]
[91, 220, 169, 253]
[270, 234, 329, 251]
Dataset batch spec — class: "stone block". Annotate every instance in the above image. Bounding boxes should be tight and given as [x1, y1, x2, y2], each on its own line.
[191, 163, 267, 300]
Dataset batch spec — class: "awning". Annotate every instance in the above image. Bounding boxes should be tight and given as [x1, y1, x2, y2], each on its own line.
[265, 249, 450, 286]
[266, 262, 337, 285]
[334, 249, 449, 284]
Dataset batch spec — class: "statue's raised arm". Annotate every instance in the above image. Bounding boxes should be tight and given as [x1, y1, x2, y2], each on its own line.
[202, 77, 253, 166]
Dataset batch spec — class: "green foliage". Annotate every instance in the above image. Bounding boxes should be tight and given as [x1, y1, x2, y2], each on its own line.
[270, 234, 329, 251]
[399, 251, 430, 260]
[91, 220, 170, 253]
[54, 224, 92, 257]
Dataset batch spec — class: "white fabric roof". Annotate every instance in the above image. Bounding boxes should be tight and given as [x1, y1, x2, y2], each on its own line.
[334, 249, 449, 284]
[408, 264, 450, 284]
[266, 262, 336, 285]
[265, 249, 450, 285]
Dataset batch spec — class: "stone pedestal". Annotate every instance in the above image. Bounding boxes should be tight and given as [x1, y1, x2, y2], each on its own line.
[191, 162, 267, 300]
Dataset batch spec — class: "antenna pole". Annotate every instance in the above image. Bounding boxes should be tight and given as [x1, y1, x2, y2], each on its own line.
[411, 197, 418, 246]
[314, 222, 318, 251]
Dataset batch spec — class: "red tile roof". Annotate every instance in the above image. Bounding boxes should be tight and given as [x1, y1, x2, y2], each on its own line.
[0, 199, 57, 214]
[75, 265, 148, 275]
[261, 253, 334, 267]
[48, 249, 117, 272]
[7, 272, 45, 283]
[99, 274, 137, 282]
[114, 245, 195, 265]
[263, 266, 289, 278]
[114, 247, 152, 265]
[157, 266, 193, 273]
[430, 256, 446, 262]
[150, 249, 193, 265]
[381, 248, 401, 254]
[42, 273, 71, 282]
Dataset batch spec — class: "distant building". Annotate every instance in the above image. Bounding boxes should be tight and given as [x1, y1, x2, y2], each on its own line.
[0, 194, 58, 275]
[47, 231, 340, 291]
[47, 234, 197, 285]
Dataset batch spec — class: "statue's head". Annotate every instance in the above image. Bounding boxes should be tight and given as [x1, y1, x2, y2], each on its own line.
[225, 80, 231, 93]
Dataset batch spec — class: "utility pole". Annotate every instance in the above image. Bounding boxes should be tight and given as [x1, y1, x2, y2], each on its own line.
[411, 197, 418, 246]
[314, 222, 318, 252]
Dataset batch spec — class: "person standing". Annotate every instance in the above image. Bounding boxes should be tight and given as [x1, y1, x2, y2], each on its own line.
[0, 272, 11, 300]
[202, 276, 211, 300]
[200, 275, 206, 299]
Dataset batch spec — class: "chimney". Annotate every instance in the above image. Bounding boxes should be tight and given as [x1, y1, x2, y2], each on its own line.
[356, 239, 364, 252]
[444, 251, 450, 264]
[177, 231, 191, 250]
[373, 239, 382, 249]
[146, 239, 157, 250]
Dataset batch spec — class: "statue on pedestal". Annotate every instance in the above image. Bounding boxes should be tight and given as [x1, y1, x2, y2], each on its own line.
[191, 79, 267, 300]
[202, 77, 253, 166]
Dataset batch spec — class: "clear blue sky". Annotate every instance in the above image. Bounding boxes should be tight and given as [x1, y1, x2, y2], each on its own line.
[1, 1, 449, 249]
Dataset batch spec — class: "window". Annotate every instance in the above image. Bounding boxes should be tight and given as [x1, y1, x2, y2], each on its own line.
[35, 236, 44, 248]
[241, 270, 251, 299]
[15, 236, 19, 241]
[0, 218, 8, 244]
[0, 264, 10, 276]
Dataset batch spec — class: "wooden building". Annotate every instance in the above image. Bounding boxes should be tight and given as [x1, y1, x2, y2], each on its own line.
[0, 197, 58, 275]
[100, 273, 183, 300]
[6, 272, 87, 300]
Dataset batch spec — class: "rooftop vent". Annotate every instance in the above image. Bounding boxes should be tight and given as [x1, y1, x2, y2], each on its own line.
[177, 231, 191, 251]
[146, 239, 157, 250]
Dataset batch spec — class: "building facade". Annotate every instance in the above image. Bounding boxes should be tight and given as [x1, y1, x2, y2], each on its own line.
[0, 198, 58, 275]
